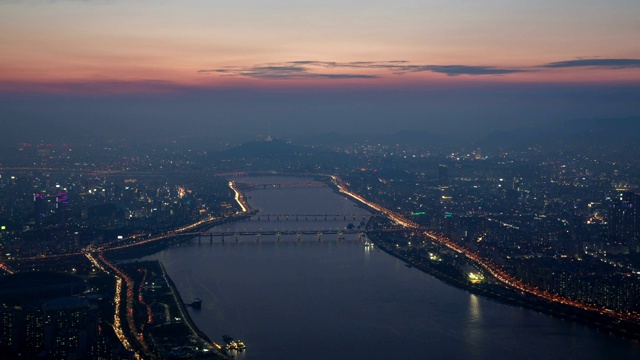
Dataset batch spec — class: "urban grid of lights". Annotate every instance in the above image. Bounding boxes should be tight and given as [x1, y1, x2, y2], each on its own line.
[331, 175, 640, 323]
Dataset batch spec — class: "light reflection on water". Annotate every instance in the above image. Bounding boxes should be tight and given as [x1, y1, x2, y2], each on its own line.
[145, 177, 640, 360]
[470, 293, 482, 323]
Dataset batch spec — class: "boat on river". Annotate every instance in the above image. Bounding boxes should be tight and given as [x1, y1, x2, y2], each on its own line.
[222, 335, 246, 351]
[190, 298, 202, 309]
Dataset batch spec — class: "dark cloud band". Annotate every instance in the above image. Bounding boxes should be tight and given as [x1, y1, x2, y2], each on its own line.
[541, 58, 640, 69]
[198, 58, 640, 80]
[199, 61, 524, 79]
[415, 65, 527, 76]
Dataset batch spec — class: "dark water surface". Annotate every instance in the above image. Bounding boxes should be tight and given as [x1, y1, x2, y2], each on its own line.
[145, 177, 639, 360]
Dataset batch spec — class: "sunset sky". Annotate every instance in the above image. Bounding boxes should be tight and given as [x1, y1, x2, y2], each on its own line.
[1, 0, 639, 139]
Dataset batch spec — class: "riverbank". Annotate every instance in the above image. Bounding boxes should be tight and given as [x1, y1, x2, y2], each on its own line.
[159, 262, 231, 359]
[116, 260, 230, 359]
[325, 175, 640, 341]
[367, 229, 640, 341]
[141, 174, 640, 359]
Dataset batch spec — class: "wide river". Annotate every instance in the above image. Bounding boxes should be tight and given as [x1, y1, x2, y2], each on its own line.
[145, 177, 639, 360]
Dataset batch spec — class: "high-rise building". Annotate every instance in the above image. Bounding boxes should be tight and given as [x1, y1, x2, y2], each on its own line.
[0, 305, 20, 354]
[633, 191, 640, 252]
[24, 308, 44, 354]
[444, 212, 453, 240]
[33, 193, 47, 226]
[0, 273, 94, 358]
[43, 297, 95, 359]
[608, 190, 640, 253]
[55, 191, 69, 224]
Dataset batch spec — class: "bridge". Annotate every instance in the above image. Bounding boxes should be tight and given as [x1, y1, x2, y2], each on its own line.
[173, 227, 422, 244]
[236, 181, 328, 190]
[195, 229, 363, 243]
[245, 213, 370, 222]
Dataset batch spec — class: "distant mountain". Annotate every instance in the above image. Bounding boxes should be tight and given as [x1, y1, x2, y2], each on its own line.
[292, 132, 368, 147]
[294, 130, 450, 148]
[477, 128, 551, 149]
[217, 139, 318, 159]
[477, 117, 640, 150]
[0, 118, 104, 147]
[372, 130, 450, 146]
[561, 117, 640, 139]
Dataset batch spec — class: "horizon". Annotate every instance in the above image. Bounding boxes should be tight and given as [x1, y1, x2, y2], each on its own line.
[1, 1, 639, 143]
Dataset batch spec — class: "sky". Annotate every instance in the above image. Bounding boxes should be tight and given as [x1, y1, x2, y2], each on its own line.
[1, 0, 639, 141]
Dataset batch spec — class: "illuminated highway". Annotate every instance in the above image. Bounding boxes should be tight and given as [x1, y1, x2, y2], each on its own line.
[0, 261, 15, 275]
[230, 180, 250, 213]
[330, 175, 640, 323]
[72, 180, 255, 358]
[97, 253, 154, 359]
[85, 252, 143, 359]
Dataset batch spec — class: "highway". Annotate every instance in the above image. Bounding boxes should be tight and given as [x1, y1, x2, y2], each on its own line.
[229, 180, 250, 213]
[96, 253, 153, 359]
[0, 261, 15, 275]
[75, 180, 255, 358]
[330, 175, 640, 323]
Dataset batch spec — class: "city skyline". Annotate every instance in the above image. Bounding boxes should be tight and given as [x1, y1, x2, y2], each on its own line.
[2, 137, 640, 359]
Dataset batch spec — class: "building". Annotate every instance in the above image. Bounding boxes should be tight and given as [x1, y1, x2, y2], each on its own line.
[33, 193, 47, 226]
[608, 190, 640, 253]
[43, 297, 96, 359]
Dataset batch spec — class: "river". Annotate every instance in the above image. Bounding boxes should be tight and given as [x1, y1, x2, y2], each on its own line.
[144, 176, 639, 360]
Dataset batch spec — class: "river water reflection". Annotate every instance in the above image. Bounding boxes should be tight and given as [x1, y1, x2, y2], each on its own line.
[145, 177, 639, 360]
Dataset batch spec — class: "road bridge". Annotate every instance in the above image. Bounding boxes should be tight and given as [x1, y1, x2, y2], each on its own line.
[236, 181, 328, 190]
[246, 213, 370, 222]
[175, 227, 422, 244]
[191, 229, 364, 243]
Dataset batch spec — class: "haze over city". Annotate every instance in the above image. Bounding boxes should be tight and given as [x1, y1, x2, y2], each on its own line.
[1, 0, 639, 142]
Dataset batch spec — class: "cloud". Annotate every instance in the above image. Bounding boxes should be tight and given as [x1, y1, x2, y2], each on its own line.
[412, 65, 527, 76]
[199, 64, 377, 79]
[541, 58, 640, 69]
[199, 60, 528, 79]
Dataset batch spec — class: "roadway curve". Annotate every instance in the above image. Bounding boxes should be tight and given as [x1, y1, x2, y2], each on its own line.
[329, 175, 640, 324]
